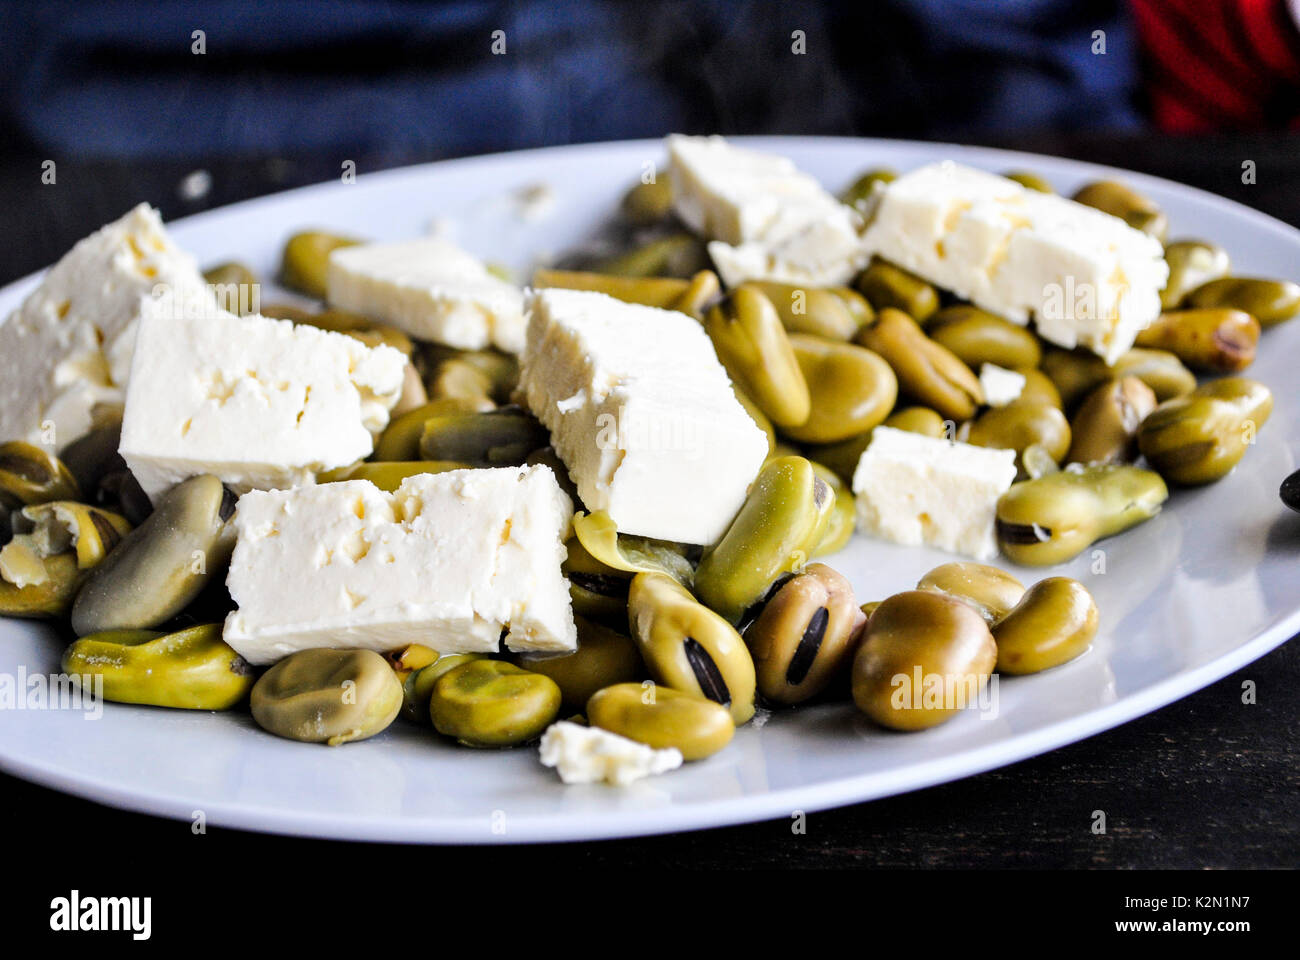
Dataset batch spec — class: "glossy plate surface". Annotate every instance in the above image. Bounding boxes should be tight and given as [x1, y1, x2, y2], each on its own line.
[1, 137, 1297, 843]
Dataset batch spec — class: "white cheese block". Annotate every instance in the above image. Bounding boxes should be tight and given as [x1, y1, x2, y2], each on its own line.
[539, 721, 683, 786]
[0, 204, 209, 449]
[223, 466, 577, 664]
[859, 162, 1168, 365]
[666, 134, 868, 287]
[519, 288, 768, 545]
[852, 426, 1017, 561]
[327, 237, 526, 352]
[118, 298, 405, 500]
[978, 363, 1026, 407]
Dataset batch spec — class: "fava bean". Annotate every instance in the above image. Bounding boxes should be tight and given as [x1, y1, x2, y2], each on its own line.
[628, 572, 757, 724]
[1161, 240, 1231, 310]
[418, 406, 548, 467]
[916, 562, 1026, 627]
[521, 616, 645, 711]
[781, 335, 898, 444]
[706, 286, 810, 428]
[63, 624, 254, 709]
[0, 442, 79, 508]
[996, 464, 1168, 565]
[855, 308, 983, 421]
[694, 456, 833, 625]
[993, 577, 1098, 674]
[1134, 309, 1259, 372]
[280, 230, 361, 299]
[1071, 180, 1167, 240]
[587, 682, 734, 760]
[856, 260, 940, 322]
[1137, 377, 1273, 485]
[252, 648, 403, 745]
[851, 590, 997, 731]
[965, 398, 1071, 478]
[743, 564, 865, 704]
[429, 659, 561, 747]
[1186, 276, 1300, 328]
[1066, 376, 1157, 465]
[70, 474, 237, 635]
[926, 304, 1042, 370]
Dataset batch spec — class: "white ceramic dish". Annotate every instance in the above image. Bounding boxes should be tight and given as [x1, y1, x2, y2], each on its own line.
[1, 137, 1297, 844]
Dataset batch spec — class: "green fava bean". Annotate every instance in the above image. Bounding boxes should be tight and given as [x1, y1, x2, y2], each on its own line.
[374, 396, 495, 462]
[851, 590, 997, 731]
[63, 624, 255, 710]
[1137, 377, 1273, 486]
[694, 456, 833, 625]
[1066, 376, 1157, 466]
[418, 406, 548, 467]
[319, 460, 470, 492]
[743, 563, 865, 705]
[856, 260, 940, 322]
[885, 406, 950, 438]
[572, 511, 695, 588]
[782, 335, 897, 444]
[280, 230, 361, 299]
[1042, 347, 1195, 411]
[966, 398, 1071, 478]
[202, 262, 260, 314]
[1003, 170, 1054, 193]
[916, 562, 1026, 627]
[0, 552, 82, 618]
[840, 167, 897, 209]
[252, 648, 403, 745]
[926, 304, 1042, 370]
[994, 577, 1099, 675]
[400, 654, 485, 723]
[534, 268, 720, 320]
[563, 535, 632, 624]
[71, 474, 237, 635]
[809, 463, 856, 557]
[628, 572, 757, 724]
[1161, 240, 1231, 310]
[705, 286, 810, 428]
[996, 464, 1168, 565]
[1186, 276, 1300, 328]
[746, 281, 866, 340]
[587, 682, 734, 761]
[804, 432, 871, 486]
[1015, 368, 1064, 410]
[621, 177, 674, 225]
[520, 616, 644, 711]
[597, 232, 708, 279]
[1071, 180, 1167, 240]
[0, 442, 80, 508]
[1134, 309, 1259, 372]
[855, 308, 983, 421]
[429, 659, 561, 747]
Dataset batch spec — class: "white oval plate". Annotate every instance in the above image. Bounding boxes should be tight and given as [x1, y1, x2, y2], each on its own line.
[2, 138, 1297, 843]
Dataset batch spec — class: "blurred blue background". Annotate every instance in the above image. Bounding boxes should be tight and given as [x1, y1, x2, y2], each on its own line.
[0, 0, 1142, 161]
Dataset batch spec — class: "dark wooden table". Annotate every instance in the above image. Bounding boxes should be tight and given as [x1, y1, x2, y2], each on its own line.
[2, 133, 1297, 869]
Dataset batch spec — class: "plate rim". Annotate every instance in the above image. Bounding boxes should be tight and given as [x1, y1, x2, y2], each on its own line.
[1, 134, 1297, 844]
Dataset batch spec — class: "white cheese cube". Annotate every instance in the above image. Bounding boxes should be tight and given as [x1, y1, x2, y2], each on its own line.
[852, 426, 1017, 561]
[978, 364, 1026, 407]
[539, 721, 683, 786]
[118, 298, 405, 500]
[666, 134, 868, 287]
[520, 288, 768, 545]
[223, 466, 576, 664]
[327, 237, 525, 352]
[860, 162, 1168, 364]
[0, 204, 209, 448]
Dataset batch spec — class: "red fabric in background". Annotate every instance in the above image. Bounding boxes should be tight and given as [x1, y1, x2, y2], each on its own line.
[1133, 0, 1300, 130]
